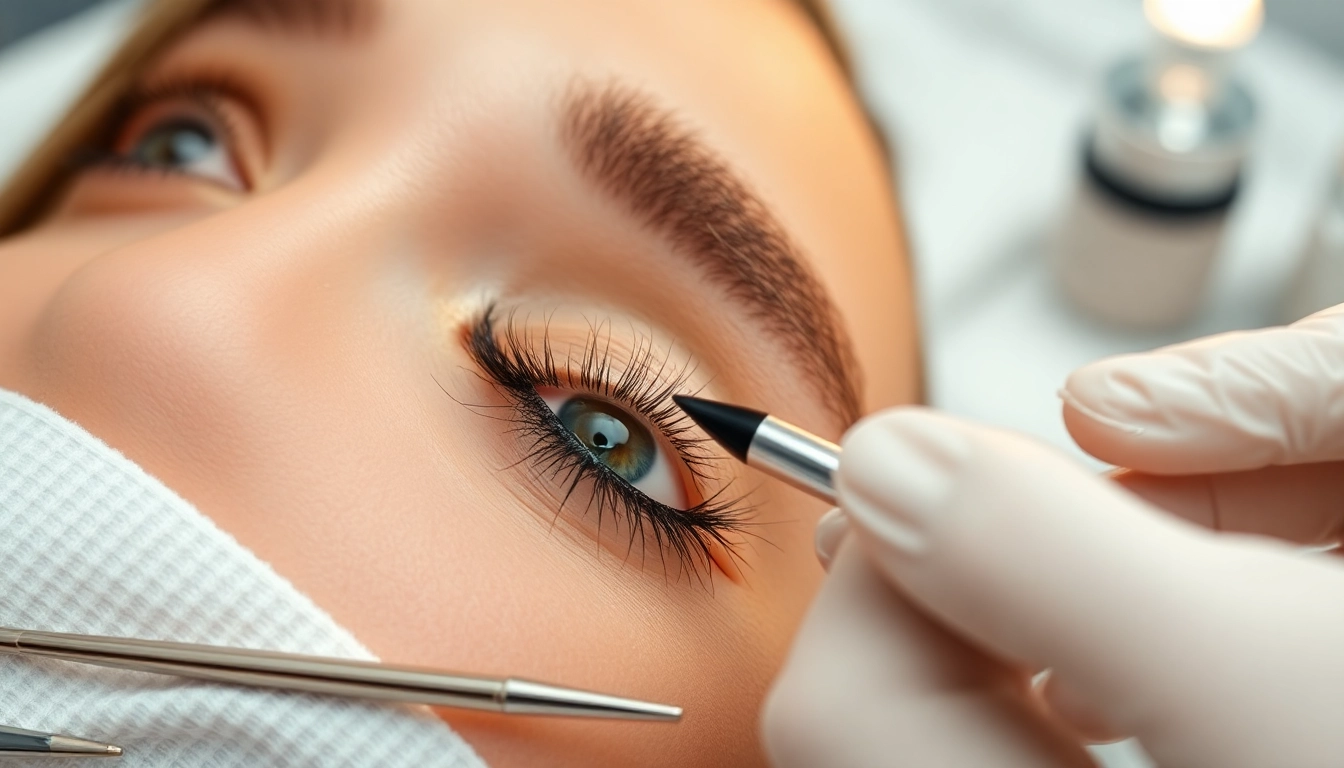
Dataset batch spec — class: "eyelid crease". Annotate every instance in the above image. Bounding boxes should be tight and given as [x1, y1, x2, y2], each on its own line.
[457, 304, 758, 586]
[148, 70, 269, 143]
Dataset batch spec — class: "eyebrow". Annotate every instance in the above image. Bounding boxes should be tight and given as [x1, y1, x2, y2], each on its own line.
[205, 0, 380, 39]
[560, 82, 863, 426]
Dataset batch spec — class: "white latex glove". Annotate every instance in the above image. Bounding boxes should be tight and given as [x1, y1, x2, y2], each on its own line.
[762, 305, 1344, 768]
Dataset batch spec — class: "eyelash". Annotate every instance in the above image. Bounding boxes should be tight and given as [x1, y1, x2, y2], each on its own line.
[79, 76, 244, 179]
[463, 306, 754, 583]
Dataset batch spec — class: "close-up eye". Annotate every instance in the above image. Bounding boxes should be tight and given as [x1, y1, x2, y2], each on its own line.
[540, 390, 689, 509]
[463, 307, 752, 579]
[96, 85, 253, 191]
[128, 117, 231, 180]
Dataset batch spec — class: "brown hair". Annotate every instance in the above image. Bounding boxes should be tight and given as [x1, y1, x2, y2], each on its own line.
[0, 0, 864, 235]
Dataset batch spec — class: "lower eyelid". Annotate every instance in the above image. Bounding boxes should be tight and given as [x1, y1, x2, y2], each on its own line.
[516, 383, 750, 583]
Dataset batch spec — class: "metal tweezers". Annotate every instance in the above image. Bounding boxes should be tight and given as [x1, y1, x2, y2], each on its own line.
[0, 626, 681, 758]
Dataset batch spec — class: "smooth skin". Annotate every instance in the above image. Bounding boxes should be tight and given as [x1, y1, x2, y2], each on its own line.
[0, 1, 918, 766]
[764, 303, 1344, 767]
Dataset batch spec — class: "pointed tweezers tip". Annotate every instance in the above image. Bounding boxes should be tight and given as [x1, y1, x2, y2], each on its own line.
[503, 678, 682, 721]
[46, 733, 124, 757]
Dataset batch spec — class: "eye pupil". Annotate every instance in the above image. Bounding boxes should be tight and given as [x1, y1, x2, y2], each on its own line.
[557, 397, 652, 483]
[133, 120, 215, 168]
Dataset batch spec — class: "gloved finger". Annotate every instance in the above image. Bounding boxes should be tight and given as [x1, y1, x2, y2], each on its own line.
[814, 507, 849, 571]
[838, 408, 1344, 768]
[1112, 462, 1344, 546]
[1061, 304, 1344, 474]
[1036, 672, 1126, 744]
[762, 540, 1094, 768]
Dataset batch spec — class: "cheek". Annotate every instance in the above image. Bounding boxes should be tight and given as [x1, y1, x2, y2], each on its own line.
[26, 237, 266, 472]
[0, 213, 203, 392]
[16, 190, 407, 481]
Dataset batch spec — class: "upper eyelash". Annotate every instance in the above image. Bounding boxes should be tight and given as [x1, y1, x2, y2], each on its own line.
[473, 307, 718, 481]
[462, 305, 755, 585]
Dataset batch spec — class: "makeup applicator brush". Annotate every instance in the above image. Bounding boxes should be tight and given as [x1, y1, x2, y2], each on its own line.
[673, 395, 838, 503]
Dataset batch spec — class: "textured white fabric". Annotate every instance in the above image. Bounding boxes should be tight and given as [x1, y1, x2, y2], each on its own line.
[0, 389, 487, 767]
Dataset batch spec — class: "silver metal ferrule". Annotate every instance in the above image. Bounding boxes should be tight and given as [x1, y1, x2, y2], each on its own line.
[747, 416, 840, 503]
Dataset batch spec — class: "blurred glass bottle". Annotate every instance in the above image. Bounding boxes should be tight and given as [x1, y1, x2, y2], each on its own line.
[1054, 0, 1261, 329]
[1281, 148, 1344, 322]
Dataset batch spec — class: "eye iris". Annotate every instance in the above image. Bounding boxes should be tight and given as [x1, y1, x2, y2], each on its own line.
[132, 120, 215, 168]
[558, 397, 655, 483]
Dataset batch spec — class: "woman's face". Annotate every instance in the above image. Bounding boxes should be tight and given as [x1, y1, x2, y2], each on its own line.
[0, 0, 916, 764]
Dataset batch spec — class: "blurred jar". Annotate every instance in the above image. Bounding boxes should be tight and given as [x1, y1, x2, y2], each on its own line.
[1054, 0, 1260, 330]
[1281, 149, 1344, 322]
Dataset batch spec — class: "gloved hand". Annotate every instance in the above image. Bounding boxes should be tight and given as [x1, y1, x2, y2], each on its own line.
[762, 304, 1344, 768]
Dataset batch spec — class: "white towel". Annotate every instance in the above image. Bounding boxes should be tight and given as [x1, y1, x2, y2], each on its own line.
[0, 388, 487, 767]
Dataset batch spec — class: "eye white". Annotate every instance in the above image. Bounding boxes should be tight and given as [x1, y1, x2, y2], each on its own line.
[130, 120, 243, 190]
[540, 389, 689, 509]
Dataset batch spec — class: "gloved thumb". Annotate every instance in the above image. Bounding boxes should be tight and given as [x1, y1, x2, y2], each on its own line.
[1062, 303, 1344, 473]
[836, 408, 1344, 768]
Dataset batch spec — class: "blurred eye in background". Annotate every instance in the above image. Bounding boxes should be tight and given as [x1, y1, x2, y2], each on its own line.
[105, 92, 249, 190]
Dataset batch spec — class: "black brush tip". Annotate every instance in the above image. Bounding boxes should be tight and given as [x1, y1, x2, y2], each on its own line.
[673, 395, 768, 463]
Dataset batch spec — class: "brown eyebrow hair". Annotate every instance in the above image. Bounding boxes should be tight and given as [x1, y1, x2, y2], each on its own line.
[562, 81, 863, 426]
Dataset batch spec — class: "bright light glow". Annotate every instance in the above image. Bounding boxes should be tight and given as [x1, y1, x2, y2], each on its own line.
[1144, 0, 1263, 49]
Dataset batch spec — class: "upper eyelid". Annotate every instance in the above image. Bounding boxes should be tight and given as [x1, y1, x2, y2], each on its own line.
[114, 89, 236, 150]
[110, 72, 270, 163]
[84, 73, 271, 192]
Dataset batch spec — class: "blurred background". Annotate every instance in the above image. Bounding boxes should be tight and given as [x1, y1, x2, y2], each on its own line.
[2, 3, 1341, 766]
[0, 0, 123, 48]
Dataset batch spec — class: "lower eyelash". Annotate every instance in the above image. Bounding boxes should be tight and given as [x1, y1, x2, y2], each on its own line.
[461, 305, 755, 583]
[72, 152, 196, 179]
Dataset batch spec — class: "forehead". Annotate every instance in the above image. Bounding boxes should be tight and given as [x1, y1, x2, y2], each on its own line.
[190, 0, 843, 76]
[201, 0, 848, 65]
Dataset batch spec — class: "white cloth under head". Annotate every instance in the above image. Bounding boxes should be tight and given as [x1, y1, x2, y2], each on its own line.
[0, 389, 487, 767]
